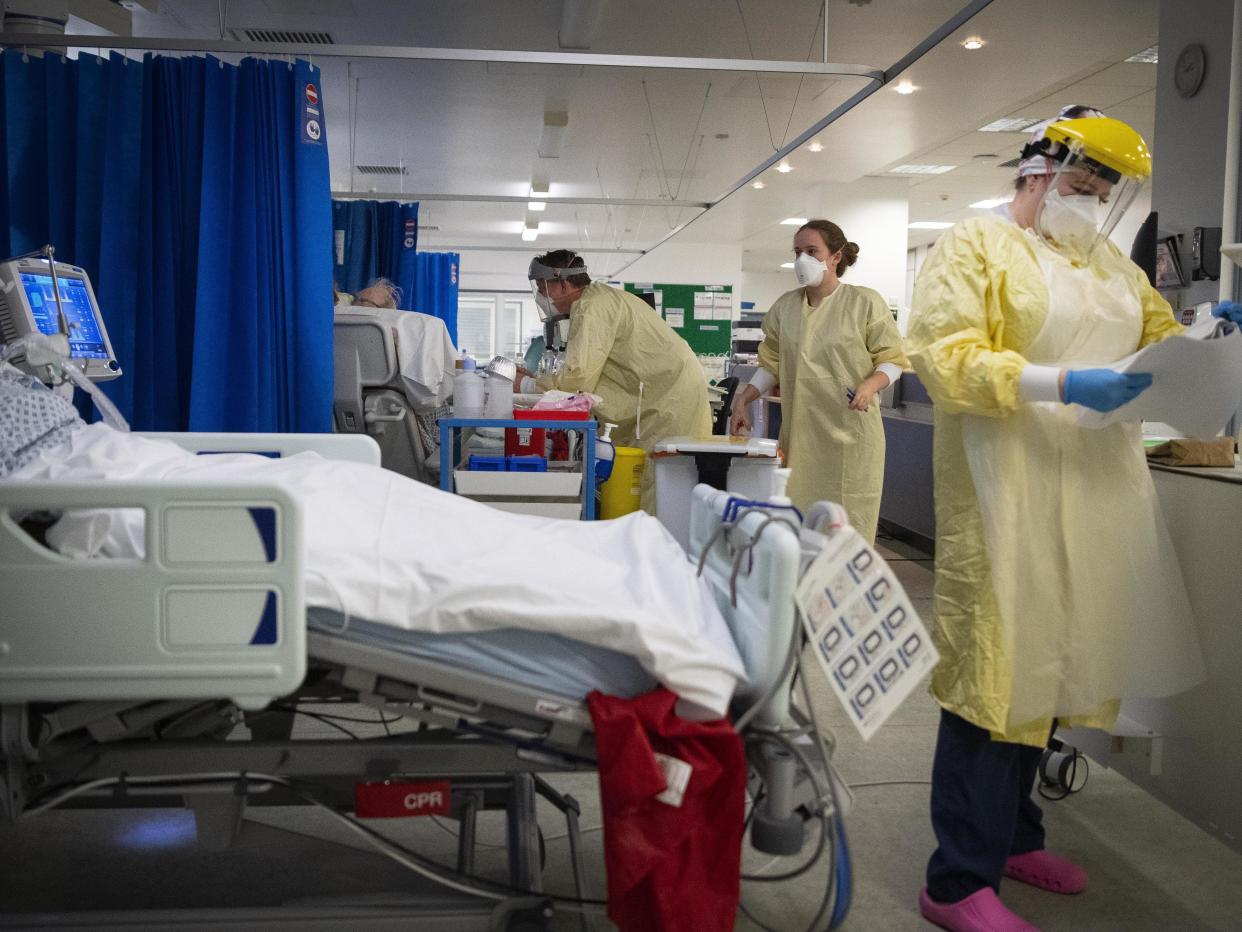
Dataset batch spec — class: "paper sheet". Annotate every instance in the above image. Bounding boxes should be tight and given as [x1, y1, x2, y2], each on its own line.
[795, 527, 939, 741]
[664, 308, 684, 328]
[1078, 319, 1242, 437]
[693, 291, 713, 307]
[694, 305, 714, 321]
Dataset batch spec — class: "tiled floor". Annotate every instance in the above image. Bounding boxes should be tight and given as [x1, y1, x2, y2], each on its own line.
[3, 538, 1241, 929]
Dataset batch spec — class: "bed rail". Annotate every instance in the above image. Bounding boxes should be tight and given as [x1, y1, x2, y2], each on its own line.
[0, 479, 305, 711]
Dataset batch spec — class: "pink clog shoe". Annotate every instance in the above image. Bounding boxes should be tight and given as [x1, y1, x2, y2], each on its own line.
[1004, 850, 1088, 894]
[919, 886, 1040, 932]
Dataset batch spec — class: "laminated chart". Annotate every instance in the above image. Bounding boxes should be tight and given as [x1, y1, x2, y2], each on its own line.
[795, 527, 939, 740]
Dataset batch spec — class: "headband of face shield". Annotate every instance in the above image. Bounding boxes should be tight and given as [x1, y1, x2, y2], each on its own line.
[528, 255, 590, 320]
[1016, 105, 1107, 177]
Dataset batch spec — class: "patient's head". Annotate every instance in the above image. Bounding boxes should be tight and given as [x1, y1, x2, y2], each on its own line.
[353, 278, 401, 309]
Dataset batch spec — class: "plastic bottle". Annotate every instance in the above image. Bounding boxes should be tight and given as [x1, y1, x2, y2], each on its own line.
[454, 352, 485, 418]
[484, 373, 514, 419]
[769, 467, 793, 506]
[595, 422, 617, 484]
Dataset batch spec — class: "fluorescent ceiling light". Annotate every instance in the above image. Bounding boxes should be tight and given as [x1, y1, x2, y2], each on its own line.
[1126, 45, 1159, 64]
[808, 140, 823, 152]
[780, 262, 795, 269]
[908, 221, 954, 230]
[961, 36, 985, 50]
[978, 117, 1040, 133]
[894, 80, 918, 95]
[521, 220, 540, 241]
[537, 112, 568, 159]
[970, 197, 1011, 209]
[752, 180, 766, 189]
[890, 164, 956, 175]
[529, 179, 549, 211]
[776, 161, 793, 173]
[781, 217, 808, 226]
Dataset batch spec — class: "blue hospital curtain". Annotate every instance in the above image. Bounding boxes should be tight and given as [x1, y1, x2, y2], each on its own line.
[413, 251, 460, 344]
[332, 198, 418, 307]
[0, 51, 332, 432]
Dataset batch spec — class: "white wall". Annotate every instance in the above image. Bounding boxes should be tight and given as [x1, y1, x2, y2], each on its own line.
[611, 242, 743, 294]
[739, 270, 796, 316]
[457, 243, 742, 297]
[738, 178, 910, 315]
[819, 182, 910, 306]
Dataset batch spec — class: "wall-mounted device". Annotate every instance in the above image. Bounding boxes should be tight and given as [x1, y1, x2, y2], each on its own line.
[1154, 234, 1189, 291]
[1191, 226, 1222, 281]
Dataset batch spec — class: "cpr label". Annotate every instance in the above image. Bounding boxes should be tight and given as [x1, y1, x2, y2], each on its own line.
[354, 780, 452, 818]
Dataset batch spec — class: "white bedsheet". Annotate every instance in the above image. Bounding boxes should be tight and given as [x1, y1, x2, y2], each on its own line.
[14, 424, 746, 718]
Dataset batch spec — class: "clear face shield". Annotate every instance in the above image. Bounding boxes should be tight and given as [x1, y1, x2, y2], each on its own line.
[1035, 144, 1145, 260]
[528, 256, 589, 321]
[528, 256, 587, 375]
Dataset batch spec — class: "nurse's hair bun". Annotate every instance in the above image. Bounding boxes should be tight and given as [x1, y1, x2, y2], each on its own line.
[840, 241, 860, 272]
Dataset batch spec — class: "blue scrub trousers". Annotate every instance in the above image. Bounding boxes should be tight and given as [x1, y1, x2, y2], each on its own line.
[926, 709, 1048, 904]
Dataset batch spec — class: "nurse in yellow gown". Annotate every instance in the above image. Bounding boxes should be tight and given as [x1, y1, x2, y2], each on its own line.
[519, 250, 711, 513]
[907, 110, 1204, 932]
[729, 220, 908, 542]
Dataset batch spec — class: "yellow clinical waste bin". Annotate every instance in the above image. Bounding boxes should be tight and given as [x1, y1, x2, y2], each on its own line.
[599, 446, 645, 518]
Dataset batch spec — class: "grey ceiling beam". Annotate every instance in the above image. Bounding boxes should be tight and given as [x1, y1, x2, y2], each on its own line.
[436, 244, 644, 255]
[609, 0, 998, 277]
[0, 33, 883, 79]
[333, 192, 709, 209]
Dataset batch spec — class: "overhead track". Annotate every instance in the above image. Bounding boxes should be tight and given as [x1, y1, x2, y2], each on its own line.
[442, 245, 644, 255]
[609, 0, 998, 277]
[0, 33, 882, 79]
[333, 193, 709, 209]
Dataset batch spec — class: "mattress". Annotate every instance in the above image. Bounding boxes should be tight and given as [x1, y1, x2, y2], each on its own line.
[308, 607, 658, 701]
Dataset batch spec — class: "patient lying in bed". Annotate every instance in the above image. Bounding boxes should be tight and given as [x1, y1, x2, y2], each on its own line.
[1, 364, 745, 719]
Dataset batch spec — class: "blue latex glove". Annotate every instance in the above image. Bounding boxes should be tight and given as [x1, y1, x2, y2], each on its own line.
[1062, 369, 1153, 412]
[1213, 301, 1242, 326]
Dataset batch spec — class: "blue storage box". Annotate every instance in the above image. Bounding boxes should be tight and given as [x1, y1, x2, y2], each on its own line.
[468, 455, 509, 472]
[506, 456, 548, 472]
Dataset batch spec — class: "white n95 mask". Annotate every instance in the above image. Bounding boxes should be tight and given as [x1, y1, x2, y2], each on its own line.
[1039, 190, 1104, 252]
[794, 253, 827, 287]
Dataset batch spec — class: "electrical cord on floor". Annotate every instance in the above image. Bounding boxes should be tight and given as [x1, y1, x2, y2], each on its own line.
[21, 770, 609, 914]
[848, 780, 932, 789]
[428, 815, 509, 850]
[1038, 744, 1090, 801]
[795, 652, 849, 932]
[740, 726, 838, 932]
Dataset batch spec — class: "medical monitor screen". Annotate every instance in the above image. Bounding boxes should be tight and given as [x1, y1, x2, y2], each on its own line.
[19, 272, 109, 358]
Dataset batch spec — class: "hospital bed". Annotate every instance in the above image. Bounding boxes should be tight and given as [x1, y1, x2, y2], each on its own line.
[0, 431, 837, 930]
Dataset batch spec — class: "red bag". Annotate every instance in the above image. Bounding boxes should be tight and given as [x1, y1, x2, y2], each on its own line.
[587, 688, 746, 932]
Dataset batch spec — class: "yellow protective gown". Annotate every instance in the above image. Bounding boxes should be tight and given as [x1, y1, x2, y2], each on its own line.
[538, 281, 711, 512]
[907, 214, 1196, 746]
[757, 283, 908, 541]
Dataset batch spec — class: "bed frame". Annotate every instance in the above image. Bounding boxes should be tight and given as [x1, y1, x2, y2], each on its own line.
[0, 432, 817, 930]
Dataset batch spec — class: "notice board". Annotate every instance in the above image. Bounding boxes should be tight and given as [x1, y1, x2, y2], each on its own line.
[622, 282, 733, 354]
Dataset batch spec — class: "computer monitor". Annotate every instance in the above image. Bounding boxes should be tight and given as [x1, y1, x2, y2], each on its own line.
[1154, 236, 1188, 291]
[0, 256, 120, 380]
